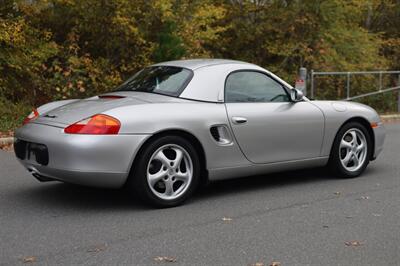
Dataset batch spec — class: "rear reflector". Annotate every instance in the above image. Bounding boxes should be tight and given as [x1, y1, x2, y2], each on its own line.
[64, 114, 121, 134]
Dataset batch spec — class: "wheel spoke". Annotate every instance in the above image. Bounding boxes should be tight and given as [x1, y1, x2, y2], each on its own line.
[148, 169, 167, 187]
[172, 148, 184, 168]
[341, 151, 352, 166]
[164, 179, 174, 196]
[174, 170, 190, 181]
[340, 139, 352, 149]
[154, 150, 171, 167]
[352, 153, 360, 166]
[356, 142, 365, 153]
[350, 131, 357, 145]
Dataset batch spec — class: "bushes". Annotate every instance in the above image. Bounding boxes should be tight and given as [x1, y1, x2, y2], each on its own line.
[0, 97, 32, 132]
[1, 0, 400, 131]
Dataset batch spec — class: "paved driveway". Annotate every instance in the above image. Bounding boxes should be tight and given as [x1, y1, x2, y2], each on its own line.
[0, 124, 399, 265]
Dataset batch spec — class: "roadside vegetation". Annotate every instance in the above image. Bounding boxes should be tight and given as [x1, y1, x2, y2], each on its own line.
[1, 0, 400, 131]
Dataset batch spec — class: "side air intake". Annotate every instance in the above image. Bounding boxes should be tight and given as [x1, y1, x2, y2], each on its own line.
[210, 125, 232, 145]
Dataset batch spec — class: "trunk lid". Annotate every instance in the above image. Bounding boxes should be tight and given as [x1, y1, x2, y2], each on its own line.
[33, 92, 188, 127]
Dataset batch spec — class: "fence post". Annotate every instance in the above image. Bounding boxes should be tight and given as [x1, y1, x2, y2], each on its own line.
[310, 69, 314, 99]
[346, 72, 351, 99]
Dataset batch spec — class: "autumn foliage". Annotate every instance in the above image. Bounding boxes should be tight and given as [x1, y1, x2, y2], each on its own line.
[1, 0, 400, 130]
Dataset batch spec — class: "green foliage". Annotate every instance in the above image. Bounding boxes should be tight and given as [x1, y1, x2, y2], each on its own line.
[1, 0, 400, 131]
[0, 96, 32, 132]
[152, 21, 186, 62]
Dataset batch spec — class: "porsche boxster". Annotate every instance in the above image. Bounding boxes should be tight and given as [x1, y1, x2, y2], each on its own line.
[14, 59, 385, 207]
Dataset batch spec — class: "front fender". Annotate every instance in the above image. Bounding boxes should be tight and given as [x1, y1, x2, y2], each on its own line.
[311, 100, 383, 157]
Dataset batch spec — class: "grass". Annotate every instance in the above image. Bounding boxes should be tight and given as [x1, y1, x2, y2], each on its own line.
[0, 97, 32, 132]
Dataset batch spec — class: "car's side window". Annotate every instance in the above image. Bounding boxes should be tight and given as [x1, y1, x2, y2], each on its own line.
[225, 71, 290, 103]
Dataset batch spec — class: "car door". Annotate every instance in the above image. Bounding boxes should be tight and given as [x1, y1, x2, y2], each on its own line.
[224, 70, 324, 164]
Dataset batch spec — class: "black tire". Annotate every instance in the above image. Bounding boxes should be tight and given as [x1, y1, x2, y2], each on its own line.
[128, 135, 200, 208]
[328, 122, 372, 178]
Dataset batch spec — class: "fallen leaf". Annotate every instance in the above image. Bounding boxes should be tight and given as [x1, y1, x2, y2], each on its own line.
[222, 217, 233, 222]
[22, 256, 36, 263]
[345, 241, 363, 247]
[0, 143, 13, 152]
[87, 243, 107, 253]
[334, 192, 341, 195]
[270, 261, 281, 266]
[154, 256, 177, 263]
[249, 262, 264, 266]
[357, 196, 370, 200]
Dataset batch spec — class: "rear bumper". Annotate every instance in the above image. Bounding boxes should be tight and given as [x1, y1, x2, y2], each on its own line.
[15, 123, 149, 188]
[372, 123, 385, 160]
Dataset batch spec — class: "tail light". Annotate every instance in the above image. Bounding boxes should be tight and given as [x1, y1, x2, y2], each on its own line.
[23, 108, 39, 125]
[64, 114, 120, 135]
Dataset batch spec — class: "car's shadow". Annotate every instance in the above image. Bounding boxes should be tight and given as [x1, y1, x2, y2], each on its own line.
[20, 166, 377, 210]
[195, 167, 334, 199]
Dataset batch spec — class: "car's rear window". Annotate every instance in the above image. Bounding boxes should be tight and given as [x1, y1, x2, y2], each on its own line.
[115, 66, 193, 97]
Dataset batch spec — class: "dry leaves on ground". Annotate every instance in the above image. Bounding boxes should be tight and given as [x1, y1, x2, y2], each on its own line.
[270, 262, 281, 266]
[0, 131, 14, 151]
[154, 256, 177, 263]
[22, 256, 37, 263]
[87, 243, 107, 253]
[345, 240, 363, 247]
[357, 196, 370, 200]
[222, 217, 233, 222]
[250, 262, 281, 266]
[249, 262, 264, 266]
[0, 143, 13, 151]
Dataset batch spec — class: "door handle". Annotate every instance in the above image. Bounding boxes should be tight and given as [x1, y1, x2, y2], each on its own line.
[232, 116, 247, 124]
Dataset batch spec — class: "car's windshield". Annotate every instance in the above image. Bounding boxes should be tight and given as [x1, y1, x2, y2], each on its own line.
[115, 66, 193, 97]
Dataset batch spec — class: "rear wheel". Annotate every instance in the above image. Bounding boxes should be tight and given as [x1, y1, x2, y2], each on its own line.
[329, 122, 372, 178]
[129, 136, 200, 207]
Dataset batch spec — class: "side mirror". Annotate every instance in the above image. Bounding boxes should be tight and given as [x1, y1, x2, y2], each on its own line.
[290, 88, 304, 102]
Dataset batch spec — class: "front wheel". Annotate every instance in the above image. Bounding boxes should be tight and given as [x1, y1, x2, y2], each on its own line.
[129, 136, 200, 207]
[329, 122, 372, 178]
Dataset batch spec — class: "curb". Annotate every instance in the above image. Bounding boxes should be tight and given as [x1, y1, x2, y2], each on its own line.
[380, 114, 400, 120]
[0, 137, 14, 146]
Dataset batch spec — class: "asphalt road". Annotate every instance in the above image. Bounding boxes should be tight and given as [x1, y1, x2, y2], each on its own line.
[1, 124, 399, 266]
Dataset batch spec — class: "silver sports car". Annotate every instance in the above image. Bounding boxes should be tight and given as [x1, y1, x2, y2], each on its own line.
[15, 59, 385, 207]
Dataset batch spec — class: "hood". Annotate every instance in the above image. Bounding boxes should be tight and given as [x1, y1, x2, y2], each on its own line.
[33, 91, 190, 127]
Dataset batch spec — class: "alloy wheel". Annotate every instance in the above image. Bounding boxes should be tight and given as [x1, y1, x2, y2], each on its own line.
[339, 128, 368, 172]
[146, 144, 193, 200]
